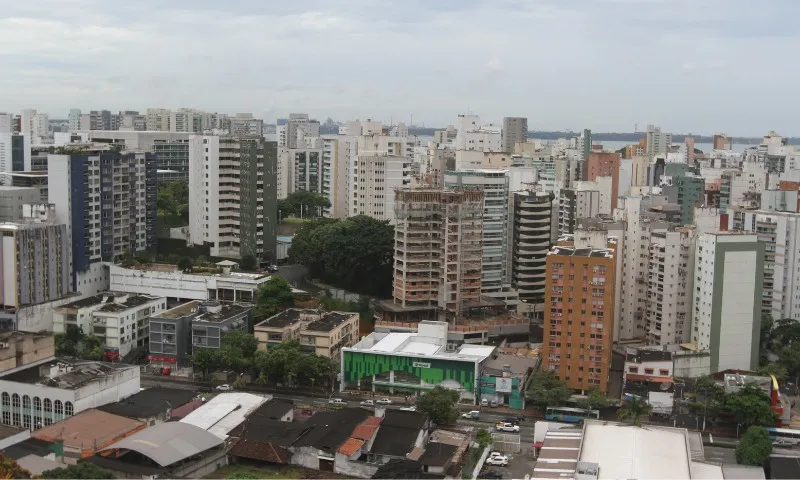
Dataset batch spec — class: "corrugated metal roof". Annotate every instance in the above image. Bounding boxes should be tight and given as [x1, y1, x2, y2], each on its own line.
[180, 392, 269, 440]
[98, 422, 222, 467]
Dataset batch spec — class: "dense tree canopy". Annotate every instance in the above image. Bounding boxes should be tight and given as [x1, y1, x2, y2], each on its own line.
[54, 326, 104, 361]
[525, 371, 571, 411]
[724, 385, 777, 429]
[278, 191, 331, 219]
[289, 216, 394, 297]
[417, 386, 460, 425]
[0, 455, 31, 479]
[735, 426, 773, 466]
[617, 396, 652, 426]
[254, 277, 295, 319]
[576, 389, 610, 411]
[157, 180, 189, 227]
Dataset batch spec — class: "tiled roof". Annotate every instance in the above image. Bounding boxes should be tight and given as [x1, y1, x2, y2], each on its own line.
[363, 416, 383, 426]
[230, 438, 292, 464]
[338, 438, 365, 456]
[352, 423, 380, 441]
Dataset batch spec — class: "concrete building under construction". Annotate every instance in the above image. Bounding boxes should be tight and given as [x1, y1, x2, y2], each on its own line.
[387, 188, 484, 320]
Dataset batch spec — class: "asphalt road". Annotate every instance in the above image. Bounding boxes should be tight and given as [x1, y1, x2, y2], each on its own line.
[275, 264, 320, 294]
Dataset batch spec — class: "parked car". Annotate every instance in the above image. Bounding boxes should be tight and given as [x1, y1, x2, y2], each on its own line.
[215, 384, 233, 391]
[376, 398, 392, 405]
[481, 398, 489, 407]
[485, 455, 508, 466]
[495, 422, 520, 433]
[267, 265, 279, 273]
[480, 470, 504, 479]
[462, 410, 480, 420]
[490, 400, 499, 407]
[400, 406, 417, 411]
[360, 400, 375, 407]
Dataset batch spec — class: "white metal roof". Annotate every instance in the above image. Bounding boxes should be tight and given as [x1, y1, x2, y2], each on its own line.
[180, 392, 269, 439]
[456, 345, 496, 359]
[400, 341, 440, 356]
[370, 333, 414, 352]
[580, 422, 691, 480]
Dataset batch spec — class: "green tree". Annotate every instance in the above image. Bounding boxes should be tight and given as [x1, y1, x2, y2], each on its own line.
[289, 216, 394, 297]
[277, 191, 331, 219]
[724, 385, 777, 429]
[758, 362, 788, 380]
[577, 389, 609, 411]
[476, 428, 492, 451]
[779, 342, 800, 382]
[254, 277, 295, 319]
[417, 386, 460, 425]
[41, 462, 115, 479]
[735, 426, 773, 466]
[79, 335, 104, 361]
[525, 371, 571, 411]
[192, 348, 221, 379]
[222, 331, 260, 360]
[240, 254, 257, 271]
[177, 256, 194, 272]
[617, 396, 652, 426]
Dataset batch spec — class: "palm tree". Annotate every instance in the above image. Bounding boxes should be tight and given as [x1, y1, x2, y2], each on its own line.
[617, 396, 652, 426]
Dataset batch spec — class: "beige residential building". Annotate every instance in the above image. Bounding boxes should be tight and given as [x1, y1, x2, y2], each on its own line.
[254, 309, 359, 359]
[0, 331, 54, 375]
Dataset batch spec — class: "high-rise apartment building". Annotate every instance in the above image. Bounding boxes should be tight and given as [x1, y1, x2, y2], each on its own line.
[558, 189, 600, 235]
[392, 189, 484, 321]
[278, 113, 320, 148]
[445, 170, 509, 300]
[502, 117, 527, 153]
[188, 136, 277, 263]
[0, 187, 39, 222]
[584, 152, 620, 209]
[731, 210, 800, 321]
[645, 229, 695, 344]
[543, 231, 617, 392]
[0, 221, 70, 312]
[229, 114, 264, 137]
[660, 171, 704, 225]
[0, 134, 30, 185]
[646, 124, 672, 156]
[146, 108, 171, 131]
[68, 109, 81, 132]
[719, 163, 768, 214]
[20, 110, 48, 143]
[49, 149, 158, 296]
[692, 232, 763, 372]
[713, 133, 732, 151]
[510, 190, 556, 317]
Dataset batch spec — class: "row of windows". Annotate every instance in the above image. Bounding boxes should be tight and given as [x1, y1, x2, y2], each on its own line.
[0, 393, 74, 416]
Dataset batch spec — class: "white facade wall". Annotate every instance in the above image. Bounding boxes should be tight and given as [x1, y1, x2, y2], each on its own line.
[0, 114, 12, 134]
[692, 233, 760, 372]
[108, 264, 270, 300]
[575, 177, 613, 215]
[646, 230, 695, 344]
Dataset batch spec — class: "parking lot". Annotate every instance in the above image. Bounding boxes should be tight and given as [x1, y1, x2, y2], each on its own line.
[479, 450, 537, 480]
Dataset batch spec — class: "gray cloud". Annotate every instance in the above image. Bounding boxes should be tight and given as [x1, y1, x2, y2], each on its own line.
[1, 0, 799, 135]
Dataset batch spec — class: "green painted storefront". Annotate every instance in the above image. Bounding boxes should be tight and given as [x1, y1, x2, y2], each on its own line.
[343, 351, 477, 393]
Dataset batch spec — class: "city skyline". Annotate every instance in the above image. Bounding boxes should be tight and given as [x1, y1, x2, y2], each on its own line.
[2, 0, 798, 136]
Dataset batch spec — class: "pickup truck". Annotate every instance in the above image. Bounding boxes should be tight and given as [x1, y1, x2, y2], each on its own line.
[495, 422, 520, 433]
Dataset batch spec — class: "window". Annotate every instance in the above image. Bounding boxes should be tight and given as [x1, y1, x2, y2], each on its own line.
[644, 368, 654, 375]
[11, 394, 19, 409]
[54, 400, 63, 416]
[22, 396, 30, 411]
[659, 369, 669, 376]
[65, 402, 74, 416]
[33, 397, 41, 411]
[43, 399, 52, 413]
[1, 393, 8, 407]
[1, 412, 8, 425]
[628, 366, 638, 373]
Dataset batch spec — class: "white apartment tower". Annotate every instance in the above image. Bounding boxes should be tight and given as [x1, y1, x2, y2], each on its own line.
[692, 232, 762, 372]
[646, 124, 672, 156]
[558, 189, 600, 235]
[731, 210, 800, 321]
[645, 229, 695, 344]
[188, 135, 278, 263]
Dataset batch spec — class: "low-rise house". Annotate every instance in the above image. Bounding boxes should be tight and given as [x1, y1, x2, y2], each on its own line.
[180, 392, 268, 440]
[53, 292, 166, 358]
[98, 386, 202, 425]
[291, 408, 371, 472]
[148, 301, 252, 366]
[32, 409, 146, 464]
[368, 410, 430, 465]
[254, 309, 359, 358]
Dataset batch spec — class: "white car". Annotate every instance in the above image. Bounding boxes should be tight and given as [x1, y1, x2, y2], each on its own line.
[485, 455, 508, 466]
[376, 398, 392, 406]
[462, 410, 480, 419]
[215, 384, 233, 391]
[329, 399, 347, 408]
[495, 422, 520, 433]
[360, 400, 375, 407]
[400, 406, 417, 411]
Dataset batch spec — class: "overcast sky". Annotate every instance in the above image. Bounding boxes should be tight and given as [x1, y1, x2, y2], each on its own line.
[0, 0, 796, 136]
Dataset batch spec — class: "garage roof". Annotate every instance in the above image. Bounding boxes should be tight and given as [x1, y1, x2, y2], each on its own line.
[97, 422, 222, 467]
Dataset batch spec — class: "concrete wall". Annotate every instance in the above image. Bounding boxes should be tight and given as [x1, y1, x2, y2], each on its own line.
[334, 452, 379, 478]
